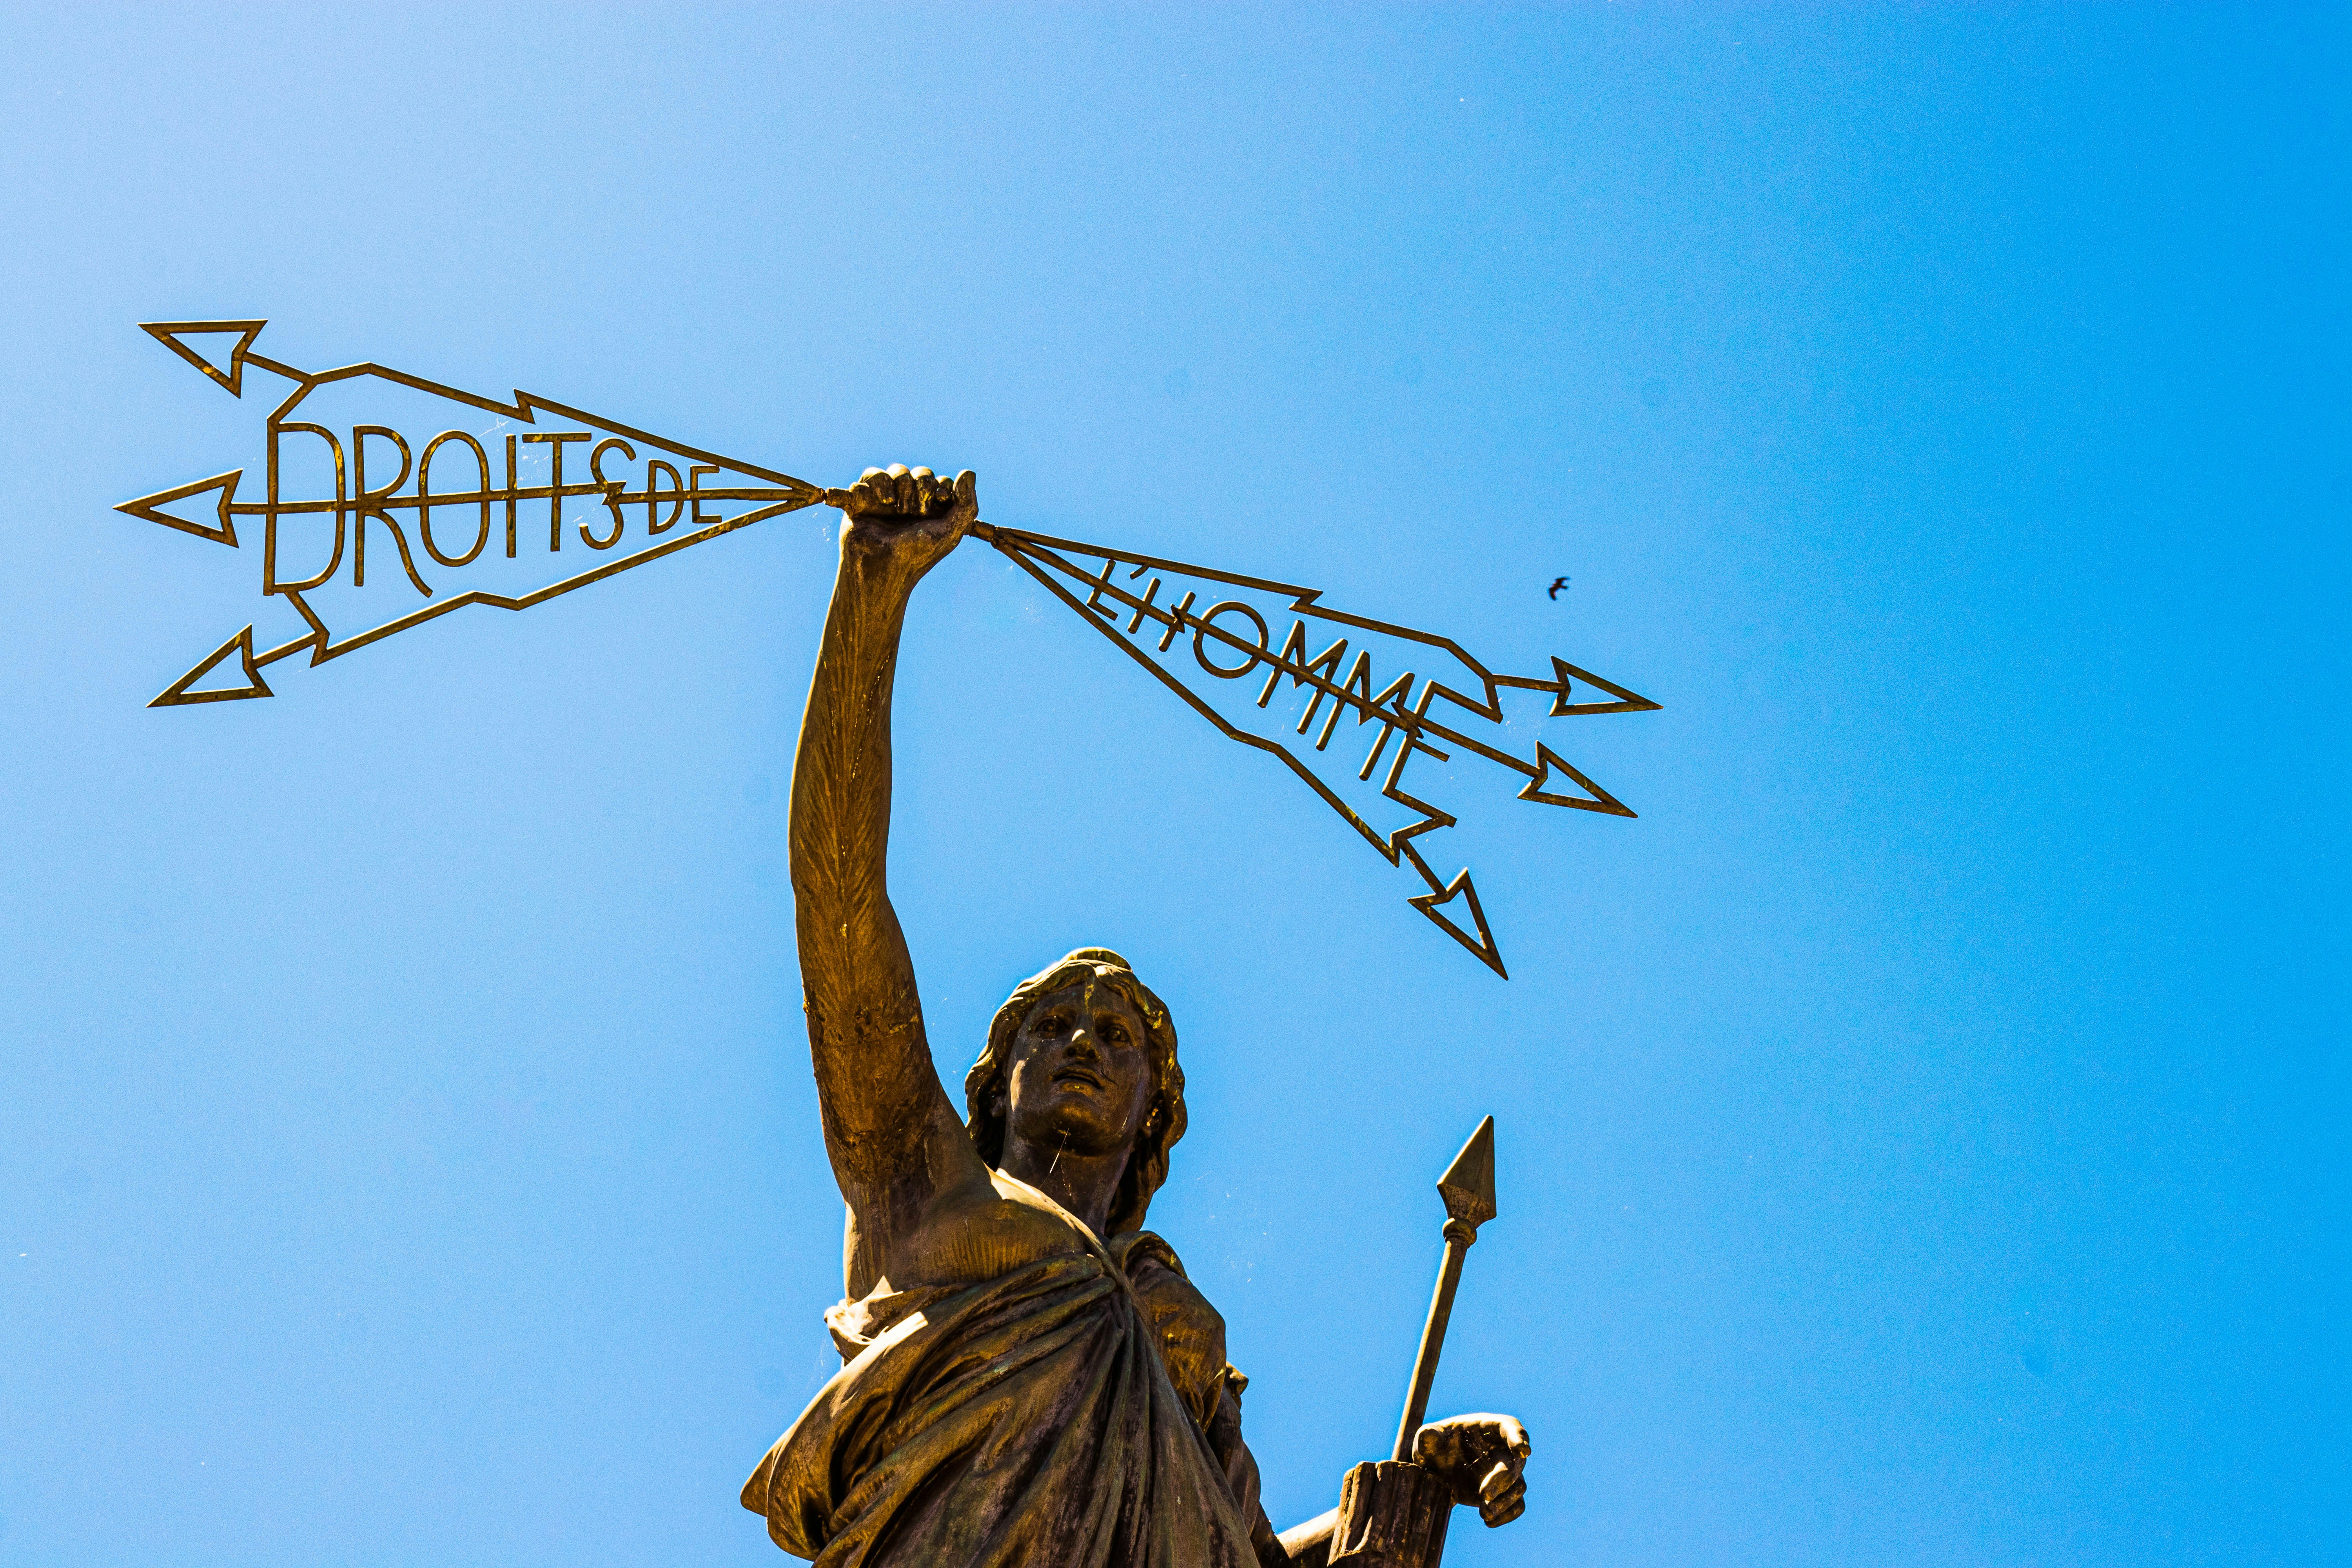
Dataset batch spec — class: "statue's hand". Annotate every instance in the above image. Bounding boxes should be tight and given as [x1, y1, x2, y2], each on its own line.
[826, 465, 976, 585]
[1413, 1412, 1531, 1528]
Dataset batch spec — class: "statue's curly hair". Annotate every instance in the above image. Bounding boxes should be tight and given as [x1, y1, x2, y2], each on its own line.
[962, 947, 1188, 1237]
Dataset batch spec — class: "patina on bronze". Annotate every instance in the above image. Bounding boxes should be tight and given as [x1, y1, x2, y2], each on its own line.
[741, 466, 1534, 1567]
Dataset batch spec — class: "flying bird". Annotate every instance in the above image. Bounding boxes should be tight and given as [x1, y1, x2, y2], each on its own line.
[1548, 576, 1570, 600]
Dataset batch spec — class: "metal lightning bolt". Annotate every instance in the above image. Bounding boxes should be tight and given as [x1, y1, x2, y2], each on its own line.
[974, 526, 1659, 976]
[118, 321, 1660, 976]
[116, 321, 826, 707]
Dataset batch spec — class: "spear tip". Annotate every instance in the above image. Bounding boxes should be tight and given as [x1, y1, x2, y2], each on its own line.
[1436, 1114, 1497, 1231]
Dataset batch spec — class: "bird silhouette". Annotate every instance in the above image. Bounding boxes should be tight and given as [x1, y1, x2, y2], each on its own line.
[1548, 576, 1570, 600]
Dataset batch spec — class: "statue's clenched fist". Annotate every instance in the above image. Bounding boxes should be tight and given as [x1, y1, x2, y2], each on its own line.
[1414, 1413, 1532, 1528]
[828, 464, 973, 521]
[825, 464, 977, 586]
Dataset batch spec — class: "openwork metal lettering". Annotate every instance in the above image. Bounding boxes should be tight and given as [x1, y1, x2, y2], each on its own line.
[976, 524, 1658, 975]
[119, 320, 825, 706]
[119, 321, 1660, 975]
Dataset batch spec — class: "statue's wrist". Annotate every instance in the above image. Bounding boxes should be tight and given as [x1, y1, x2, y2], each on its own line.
[837, 546, 925, 600]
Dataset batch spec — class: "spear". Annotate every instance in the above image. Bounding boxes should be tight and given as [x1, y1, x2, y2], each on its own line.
[1392, 1114, 1498, 1462]
[1327, 1118, 1500, 1566]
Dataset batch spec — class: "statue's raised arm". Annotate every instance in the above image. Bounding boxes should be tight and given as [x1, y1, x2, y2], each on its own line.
[789, 464, 988, 1298]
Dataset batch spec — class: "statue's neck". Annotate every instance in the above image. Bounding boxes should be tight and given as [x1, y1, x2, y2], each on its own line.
[998, 1139, 1129, 1240]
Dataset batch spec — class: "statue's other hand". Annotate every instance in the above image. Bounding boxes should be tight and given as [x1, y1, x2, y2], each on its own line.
[826, 465, 976, 581]
[1413, 1412, 1531, 1528]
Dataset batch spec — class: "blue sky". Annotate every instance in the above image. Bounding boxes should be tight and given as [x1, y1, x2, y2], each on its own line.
[1, 5, 2343, 1565]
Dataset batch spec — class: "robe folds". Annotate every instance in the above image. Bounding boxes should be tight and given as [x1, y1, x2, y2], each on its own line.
[743, 1174, 1265, 1568]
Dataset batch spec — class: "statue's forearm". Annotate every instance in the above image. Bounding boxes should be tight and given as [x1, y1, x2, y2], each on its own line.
[1274, 1508, 1336, 1566]
[789, 554, 931, 1138]
[791, 559, 909, 929]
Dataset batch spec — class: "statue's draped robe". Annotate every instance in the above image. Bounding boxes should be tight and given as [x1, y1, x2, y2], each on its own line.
[743, 1173, 1275, 1567]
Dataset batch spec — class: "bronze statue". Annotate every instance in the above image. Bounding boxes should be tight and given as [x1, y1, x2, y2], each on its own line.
[742, 466, 1534, 1566]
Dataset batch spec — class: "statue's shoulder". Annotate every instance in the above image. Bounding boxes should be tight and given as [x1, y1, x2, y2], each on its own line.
[1109, 1228, 1189, 1280]
[895, 1174, 1099, 1289]
[1110, 1231, 1221, 1339]
[1111, 1229, 1235, 1430]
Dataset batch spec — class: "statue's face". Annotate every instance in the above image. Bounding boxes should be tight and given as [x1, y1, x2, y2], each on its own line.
[1001, 978, 1154, 1161]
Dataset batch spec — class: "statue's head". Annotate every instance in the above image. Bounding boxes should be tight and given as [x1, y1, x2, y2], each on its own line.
[963, 947, 1188, 1236]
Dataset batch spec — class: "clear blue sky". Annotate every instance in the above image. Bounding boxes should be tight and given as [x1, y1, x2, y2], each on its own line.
[2, 6, 2342, 1565]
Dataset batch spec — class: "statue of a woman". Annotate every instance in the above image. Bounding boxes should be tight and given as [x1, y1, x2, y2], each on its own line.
[742, 466, 1532, 1566]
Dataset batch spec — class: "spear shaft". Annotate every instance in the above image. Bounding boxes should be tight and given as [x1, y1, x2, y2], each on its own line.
[1392, 1217, 1479, 1461]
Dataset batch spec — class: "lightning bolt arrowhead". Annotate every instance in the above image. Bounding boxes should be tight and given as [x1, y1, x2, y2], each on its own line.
[140, 320, 268, 396]
[116, 470, 243, 547]
[1546, 655, 1662, 717]
[1406, 864, 1506, 979]
[150, 626, 273, 708]
[1517, 741, 1635, 817]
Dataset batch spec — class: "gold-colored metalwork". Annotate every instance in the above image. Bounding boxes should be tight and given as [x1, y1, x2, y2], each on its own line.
[970, 523, 1659, 976]
[118, 321, 825, 708]
[118, 322, 1660, 978]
